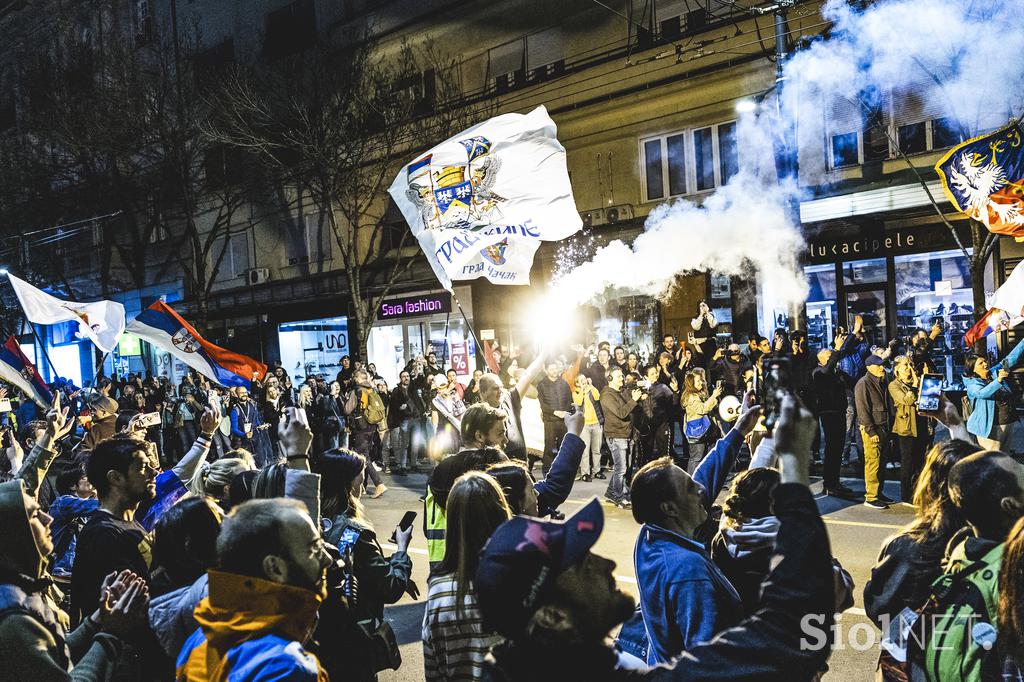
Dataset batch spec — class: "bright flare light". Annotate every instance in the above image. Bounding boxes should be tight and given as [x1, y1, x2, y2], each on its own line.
[525, 291, 578, 349]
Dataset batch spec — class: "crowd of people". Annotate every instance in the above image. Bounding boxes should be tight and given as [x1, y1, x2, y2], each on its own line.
[2, 299, 1024, 682]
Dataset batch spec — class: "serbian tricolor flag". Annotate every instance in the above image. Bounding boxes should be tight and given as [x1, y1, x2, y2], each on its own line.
[964, 260, 1024, 347]
[126, 300, 266, 388]
[0, 336, 53, 407]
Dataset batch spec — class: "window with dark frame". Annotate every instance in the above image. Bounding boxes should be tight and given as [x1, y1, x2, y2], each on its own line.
[666, 133, 687, 196]
[644, 139, 664, 201]
[693, 127, 715, 191]
[831, 132, 859, 168]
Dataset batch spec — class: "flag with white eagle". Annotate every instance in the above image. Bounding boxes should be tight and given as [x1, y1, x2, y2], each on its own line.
[388, 105, 582, 290]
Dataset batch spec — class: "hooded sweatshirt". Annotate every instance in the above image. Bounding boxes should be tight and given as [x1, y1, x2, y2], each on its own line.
[0, 479, 124, 681]
[176, 570, 328, 682]
[710, 515, 780, 614]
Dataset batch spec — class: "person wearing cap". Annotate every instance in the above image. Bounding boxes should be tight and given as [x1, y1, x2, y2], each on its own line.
[626, 391, 761, 664]
[84, 395, 120, 451]
[855, 354, 893, 509]
[476, 394, 836, 681]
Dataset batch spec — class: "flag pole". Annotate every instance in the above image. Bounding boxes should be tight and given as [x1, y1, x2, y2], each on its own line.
[29, 323, 61, 383]
[452, 295, 483, 369]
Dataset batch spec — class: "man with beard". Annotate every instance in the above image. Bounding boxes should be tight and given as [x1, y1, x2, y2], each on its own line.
[229, 386, 264, 464]
[629, 391, 762, 663]
[388, 370, 418, 474]
[476, 394, 836, 682]
[535, 360, 573, 476]
[176, 498, 333, 680]
[72, 437, 160, 623]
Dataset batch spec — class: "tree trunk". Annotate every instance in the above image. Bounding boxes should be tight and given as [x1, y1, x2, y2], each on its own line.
[970, 254, 989, 356]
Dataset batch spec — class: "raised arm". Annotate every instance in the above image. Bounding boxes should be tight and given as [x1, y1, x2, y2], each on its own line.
[534, 411, 585, 515]
[992, 336, 1024, 373]
[16, 393, 73, 498]
[651, 396, 834, 681]
[515, 349, 548, 398]
[172, 405, 219, 482]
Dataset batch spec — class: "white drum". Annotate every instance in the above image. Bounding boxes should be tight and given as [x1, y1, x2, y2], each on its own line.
[718, 395, 741, 422]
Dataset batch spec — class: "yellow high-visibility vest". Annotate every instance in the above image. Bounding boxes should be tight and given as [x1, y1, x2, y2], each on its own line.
[424, 488, 447, 568]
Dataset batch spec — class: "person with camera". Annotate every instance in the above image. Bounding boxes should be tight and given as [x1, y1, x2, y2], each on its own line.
[681, 367, 723, 475]
[711, 343, 751, 399]
[812, 331, 862, 501]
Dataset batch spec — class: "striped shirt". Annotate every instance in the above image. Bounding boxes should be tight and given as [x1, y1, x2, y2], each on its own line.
[422, 573, 502, 682]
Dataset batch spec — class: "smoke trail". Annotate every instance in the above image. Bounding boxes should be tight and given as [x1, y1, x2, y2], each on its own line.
[555, 0, 1024, 317]
[558, 172, 806, 307]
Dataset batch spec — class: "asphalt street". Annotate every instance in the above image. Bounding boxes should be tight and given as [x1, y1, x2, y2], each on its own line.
[365, 399, 926, 682]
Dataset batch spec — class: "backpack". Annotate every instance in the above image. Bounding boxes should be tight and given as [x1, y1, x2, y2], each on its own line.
[961, 394, 974, 421]
[364, 390, 386, 425]
[906, 537, 1002, 682]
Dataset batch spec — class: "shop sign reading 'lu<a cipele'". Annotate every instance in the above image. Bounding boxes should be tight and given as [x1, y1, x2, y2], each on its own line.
[379, 292, 453, 320]
[805, 224, 968, 265]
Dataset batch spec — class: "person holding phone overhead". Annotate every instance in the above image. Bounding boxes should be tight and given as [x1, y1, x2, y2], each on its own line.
[963, 338, 1024, 451]
[888, 356, 932, 504]
[690, 300, 718, 368]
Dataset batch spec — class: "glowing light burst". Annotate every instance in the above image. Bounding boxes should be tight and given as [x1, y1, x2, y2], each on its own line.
[524, 290, 579, 349]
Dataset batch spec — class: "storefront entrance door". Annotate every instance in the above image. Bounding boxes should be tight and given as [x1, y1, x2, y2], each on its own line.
[846, 287, 888, 348]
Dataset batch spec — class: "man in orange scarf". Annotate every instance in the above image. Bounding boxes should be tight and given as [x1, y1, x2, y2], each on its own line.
[176, 498, 333, 681]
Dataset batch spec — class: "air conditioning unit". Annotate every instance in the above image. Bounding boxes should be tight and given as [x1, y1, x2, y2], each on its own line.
[580, 208, 607, 228]
[605, 204, 635, 224]
[247, 268, 271, 286]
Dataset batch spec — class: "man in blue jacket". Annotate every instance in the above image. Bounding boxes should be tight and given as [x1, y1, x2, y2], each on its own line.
[629, 391, 762, 664]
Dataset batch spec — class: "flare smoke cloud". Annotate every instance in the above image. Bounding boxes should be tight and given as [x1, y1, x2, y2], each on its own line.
[557, 0, 1024, 313]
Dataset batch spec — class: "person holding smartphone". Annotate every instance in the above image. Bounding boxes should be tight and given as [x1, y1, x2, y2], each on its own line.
[888, 356, 932, 504]
[319, 448, 417, 679]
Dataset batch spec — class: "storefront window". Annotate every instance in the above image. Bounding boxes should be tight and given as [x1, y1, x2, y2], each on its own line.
[367, 314, 477, 386]
[805, 263, 838, 352]
[894, 249, 972, 388]
[49, 343, 83, 389]
[278, 316, 350, 379]
[842, 257, 887, 285]
[590, 295, 659, 361]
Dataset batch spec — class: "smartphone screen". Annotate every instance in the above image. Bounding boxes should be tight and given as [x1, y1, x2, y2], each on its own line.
[389, 510, 418, 544]
[762, 357, 792, 432]
[918, 373, 942, 412]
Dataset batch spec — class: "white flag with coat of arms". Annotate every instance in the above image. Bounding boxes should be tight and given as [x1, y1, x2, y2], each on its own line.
[6, 273, 126, 353]
[388, 105, 582, 290]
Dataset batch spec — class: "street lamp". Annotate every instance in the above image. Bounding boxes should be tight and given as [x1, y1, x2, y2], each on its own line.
[735, 99, 757, 114]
